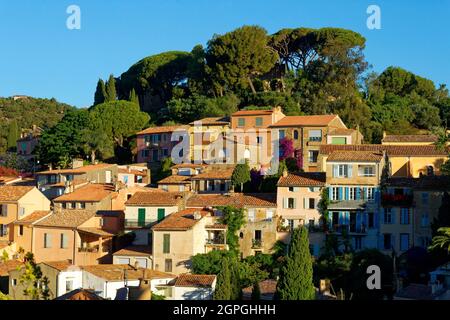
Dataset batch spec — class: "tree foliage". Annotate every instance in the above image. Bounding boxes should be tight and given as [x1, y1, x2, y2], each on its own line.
[276, 226, 315, 300]
[19, 253, 51, 300]
[231, 162, 251, 192]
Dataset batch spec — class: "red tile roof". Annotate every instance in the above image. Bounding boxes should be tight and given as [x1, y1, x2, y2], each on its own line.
[157, 175, 191, 184]
[125, 191, 184, 206]
[277, 172, 326, 187]
[113, 245, 152, 257]
[137, 125, 189, 135]
[174, 274, 216, 287]
[53, 184, 115, 202]
[319, 144, 448, 156]
[82, 264, 174, 281]
[41, 260, 74, 271]
[269, 115, 339, 127]
[382, 134, 437, 143]
[190, 168, 234, 180]
[34, 210, 97, 228]
[328, 128, 358, 135]
[152, 208, 212, 231]
[0, 260, 23, 276]
[232, 109, 275, 116]
[327, 151, 384, 162]
[56, 288, 105, 300]
[189, 117, 230, 126]
[37, 163, 115, 175]
[186, 193, 277, 208]
[0, 186, 34, 202]
[15, 210, 51, 225]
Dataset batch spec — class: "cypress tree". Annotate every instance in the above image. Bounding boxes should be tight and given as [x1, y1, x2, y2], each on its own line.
[129, 88, 139, 105]
[94, 79, 107, 105]
[276, 226, 316, 300]
[229, 257, 241, 300]
[214, 258, 231, 300]
[251, 281, 261, 300]
[7, 120, 19, 151]
[105, 74, 117, 102]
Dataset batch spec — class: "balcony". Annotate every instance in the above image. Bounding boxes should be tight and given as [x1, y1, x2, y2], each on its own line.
[252, 239, 263, 249]
[205, 237, 225, 245]
[381, 193, 414, 207]
[331, 224, 367, 234]
[78, 246, 99, 253]
[124, 219, 158, 229]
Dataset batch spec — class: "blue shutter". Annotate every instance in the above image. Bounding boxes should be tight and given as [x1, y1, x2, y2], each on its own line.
[391, 234, 396, 251]
[328, 187, 332, 201]
[345, 187, 349, 200]
[338, 212, 344, 225]
[338, 187, 343, 200]
[363, 212, 368, 228]
[374, 188, 381, 203]
[345, 212, 350, 225]
[362, 187, 367, 200]
[374, 211, 379, 228]
[378, 234, 384, 250]
[356, 212, 362, 231]
[391, 208, 396, 224]
[356, 187, 361, 200]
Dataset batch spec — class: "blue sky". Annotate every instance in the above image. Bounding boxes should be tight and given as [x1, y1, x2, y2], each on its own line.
[0, 0, 449, 108]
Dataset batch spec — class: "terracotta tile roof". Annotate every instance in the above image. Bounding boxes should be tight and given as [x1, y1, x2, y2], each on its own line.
[0, 260, 23, 276]
[319, 144, 448, 156]
[41, 260, 74, 271]
[382, 134, 437, 143]
[82, 264, 175, 281]
[190, 168, 234, 180]
[242, 279, 277, 296]
[125, 191, 184, 206]
[0, 176, 21, 185]
[152, 208, 212, 231]
[34, 210, 96, 228]
[328, 128, 357, 135]
[174, 274, 216, 287]
[186, 193, 277, 208]
[0, 186, 34, 202]
[171, 163, 208, 169]
[157, 175, 191, 184]
[189, 117, 230, 126]
[53, 184, 115, 202]
[327, 151, 384, 162]
[232, 109, 275, 116]
[137, 125, 189, 135]
[56, 288, 104, 300]
[37, 163, 115, 175]
[269, 115, 338, 127]
[277, 172, 326, 187]
[113, 245, 152, 257]
[118, 169, 147, 176]
[77, 227, 115, 237]
[15, 210, 51, 225]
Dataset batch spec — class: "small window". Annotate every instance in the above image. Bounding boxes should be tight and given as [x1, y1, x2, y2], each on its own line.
[256, 136, 263, 144]
[19, 225, 24, 236]
[65, 280, 73, 293]
[163, 234, 170, 254]
[279, 130, 285, 139]
[309, 130, 322, 141]
[308, 198, 315, 209]
[238, 118, 245, 127]
[308, 150, 318, 163]
[164, 259, 172, 273]
[44, 233, 52, 248]
[60, 233, 68, 249]
[288, 198, 295, 209]
[79, 203, 86, 209]
[400, 234, 409, 251]
[383, 208, 393, 224]
[383, 234, 392, 250]
[426, 166, 434, 176]
[293, 130, 299, 140]
[12, 279, 17, 286]
[255, 117, 263, 127]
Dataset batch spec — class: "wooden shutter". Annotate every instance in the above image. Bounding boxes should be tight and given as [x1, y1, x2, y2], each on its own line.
[163, 234, 170, 253]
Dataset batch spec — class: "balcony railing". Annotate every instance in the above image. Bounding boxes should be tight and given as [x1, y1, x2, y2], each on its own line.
[124, 219, 158, 228]
[252, 239, 263, 248]
[309, 136, 322, 142]
[381, 193, 414, 207]
[78, 246, 99, 253]
[331, 224, 367, 234]
[205, 238, 226, 245]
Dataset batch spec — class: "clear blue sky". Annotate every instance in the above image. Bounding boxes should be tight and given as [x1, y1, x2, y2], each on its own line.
[0, 0, 449, 108]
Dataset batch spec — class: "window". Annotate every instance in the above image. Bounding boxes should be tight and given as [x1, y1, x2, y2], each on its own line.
[288, 219, 294, 230]
[308, 187, 320, 192]
[44, 233, 52, 248]
[288, 198, 295, 209]
[426, 166, 434, 176]
[18, 207, 25, 217]
[367, 188, 375, 201]
[331, 137, 347, 145]
[65, 279, 73, 293]
[308, 129, 322, 141]
[142, 150, 149, 158]
[383, 234, 392, 250]
[135, 258, 148, 268]
[333, 164, 351, 178]
[254, 230, 262, 240]
[238, 118, 245, 127]
[0, 224, 8, 237]
[161, 185, 168, 191]
[400, 208, 410, 225]
[71, 203, 76, 210]
[348, 187, 357, 200]
[60, 233, 68, 249]
[279, 130, 285, 139]
[152, 134, 160, 143]
[400, 234, 409, 251]
[383, 208, 393, 224]
[62, 203, 67, 210]
[163, 234, 170, 254]
[359, 165, 375, 177]
[368, 212, 375, 228]
[307, 198, 315, 209]
[162, 149, 169, 157]
[165, 259, 172, 272]
[266, 210, 273, 221]
[354, 237, 362, 250]
[255, 117, 263, 127]
[248, 209, 255, 222]
[19, 225, 24, 236]
[79, 203, 86, 209]
[331, 187, 339, 201]
[12, 279, 17, 286]
[293, 130, 299, 140]
[308, 150, 319, 163]
[421, 213, 429, 227]
[256, 136, 263, 144]
[179, 185, 185, 192]
[0, 204, 7, 216]
[421, 193, 429, 205]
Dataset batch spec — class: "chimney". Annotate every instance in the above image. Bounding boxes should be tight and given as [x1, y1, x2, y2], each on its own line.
[193, 211, 202, 220]
[282, 169, 288, 178]
[382, 131, 387, 139]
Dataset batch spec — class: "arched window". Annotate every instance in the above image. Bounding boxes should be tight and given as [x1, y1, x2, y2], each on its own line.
[294, 130, 299, 140]
[427, 165, 434, 176]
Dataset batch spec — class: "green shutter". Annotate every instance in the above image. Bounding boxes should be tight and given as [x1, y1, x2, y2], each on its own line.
[163, 234, 170, 253]
[331, 137, 347, 145]
[138, 208, 146, 226]
[157, 208, 165, 221]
